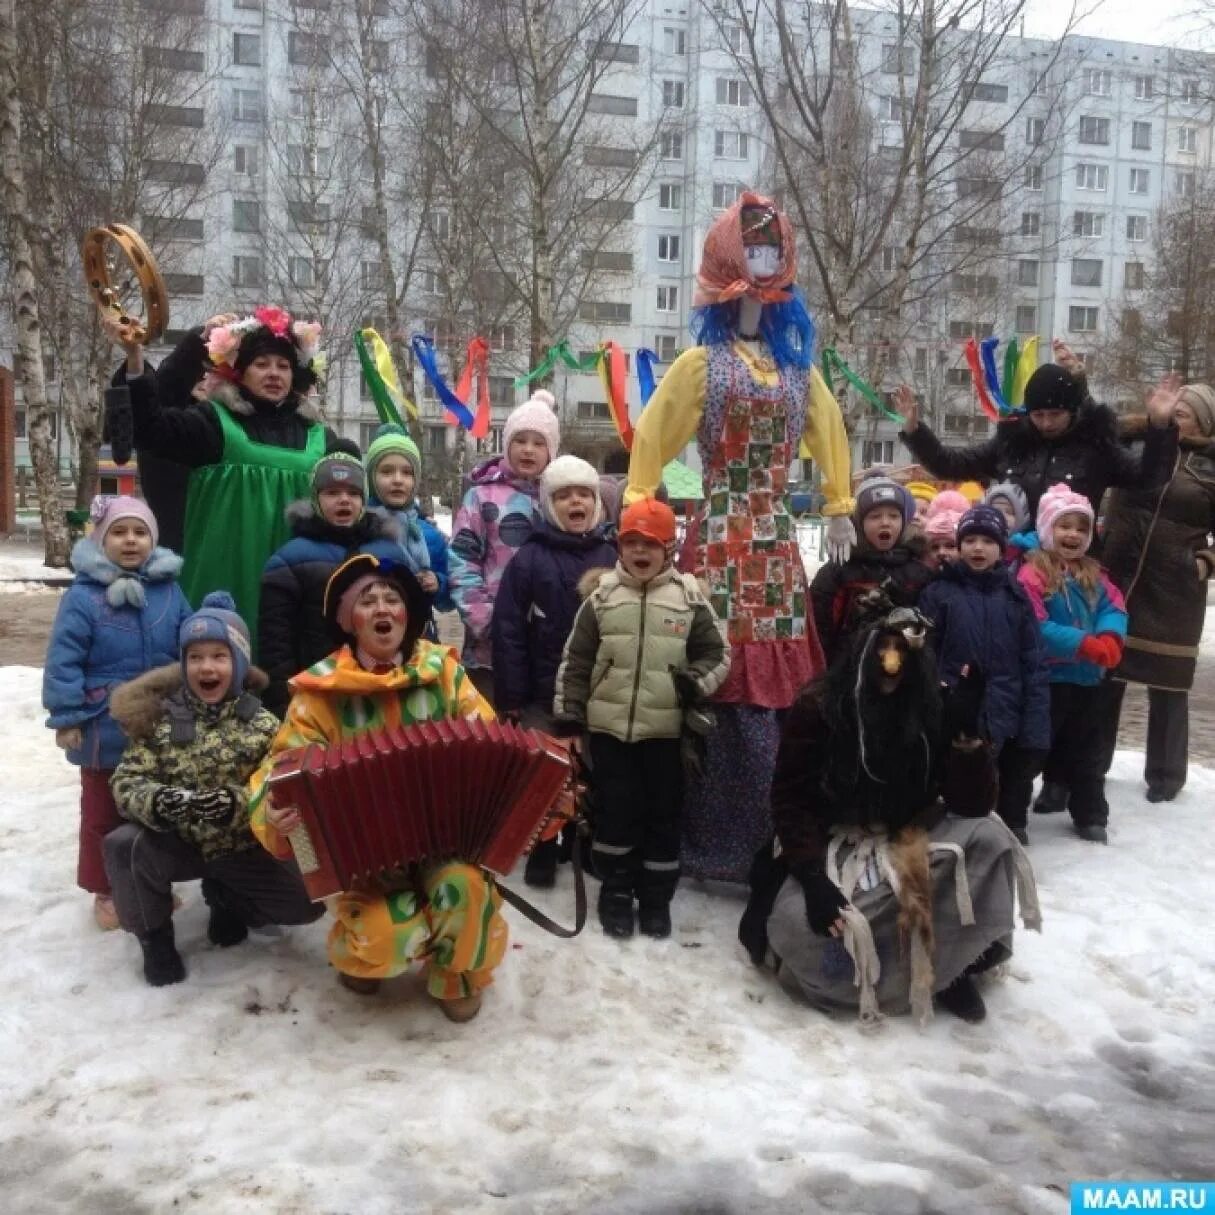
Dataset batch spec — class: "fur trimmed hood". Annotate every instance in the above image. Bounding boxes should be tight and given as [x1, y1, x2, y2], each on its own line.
[209, 379, 323, 422]
[283, 499, 399, 543]
[110, 662, 269, 740]
[70, 539, 182, 587]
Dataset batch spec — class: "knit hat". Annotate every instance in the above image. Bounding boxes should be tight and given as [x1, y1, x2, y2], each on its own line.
[854, 475, 914, 528]
[312, 452, 366, 500]
[539, 455, 604, 529]
[619, 498, 677, 545]
[925, 489, 970, 518]
[904, 481, 938, 506]
[503, 390, 560, 465]
[924, 509, 963, 542]
[365, 422, 422, 487]
[323, 553, 429, 653]
[983, 481, 1031, 534]
[1024, 363, 1084, 414]
[957, 504, 1009, 547]
[179, 591, 251, 696]
[1179, 383, 1215, 437]
[1036, 483, 1095, 552]
[90, 494, 158, 549]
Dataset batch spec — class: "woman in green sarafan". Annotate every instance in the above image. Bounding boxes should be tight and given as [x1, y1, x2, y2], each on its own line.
[108, 306, 342, 650]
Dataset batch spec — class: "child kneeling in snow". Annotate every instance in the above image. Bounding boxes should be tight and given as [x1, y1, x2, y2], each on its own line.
[106, 593, 322, 986]
[247, 554, 505, 1023]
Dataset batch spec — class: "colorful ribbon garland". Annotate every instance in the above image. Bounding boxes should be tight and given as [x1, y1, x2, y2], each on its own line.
[966, 335, 1042, 417]
[597, 341, 633, 450]
[411, 334, 477, 431]
[979, 337, 1010, 415]
[355, 328, 417, 424]
[635, 347, 659, 405]
[513, 339, 603, 388]
[821, 347, 902, 423]
[963, 339, 1001, 421]
[1009, 337, 1038, 408]
[452, 337, 491, 439]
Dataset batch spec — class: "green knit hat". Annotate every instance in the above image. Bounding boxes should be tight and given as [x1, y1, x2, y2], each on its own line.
[365, 423, 422, 495]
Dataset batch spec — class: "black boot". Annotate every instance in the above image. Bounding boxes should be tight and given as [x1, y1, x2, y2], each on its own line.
[1145, 784, 1181, 803]
[1074, 823, 1109, 844]
[935, 973, 986, 1023]
[1033, 781, 1069, 815]
[637, 897, 672, 939]
[203, 879, 248, 947]
[598, 887, 635, 939]
[524, 838, 560, 889]
[139, 921, 186, 987]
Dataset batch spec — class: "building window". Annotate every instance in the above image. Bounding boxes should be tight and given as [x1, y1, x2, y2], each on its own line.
[288, 31, 321, 66]
[948, 320, 995, 340]
[576, 399, 612, 421]
[1134, 75, 1154, 99]
[288, 201, 331, 231]
[712, 182, 743, 209]
[1125, 261, 1145, 289]
[1073, 210, 1104, 238]
[1068, 306, 1098, 332]
[231, 88, 261, 123]
[1020, 211, 1041, 237]
[879, 96, 902, 122]
[289, 256, 326, 289]
[655, 334, 678, 361]
[715, 77, 750, 106]
[233, 145, 259, 175]
[967, 81, 1008, 102]
[1129, 121, 1151, 152]
[1083, 68, 1111, 95]
[144, 46, 205, 72]
[142, 215, 204, 241]
[944, 367, 971, 387]
[658, 183, 681, 210]
[657, 234, 680, 262]
[578, 300, 632, 324]
[862, 439, 895, 465]
[1176, 170, 1197, 198]
[424, 425, 446, 453]
[882, 42, 914, 74]
[429, 209, 450, 241]
[586, 94, 638, 117]
[232, 199, 260, 232]
[1016, 259, 1039, 287]
[590, 40, 639, 64]
[656, 284, 678, 311]
[659, 130, 683, 160]
[1075, 163, 1108, 191]
[722, 22, 744, 53]
[1126, 214, 1147, 241]
[714, 130, 749, 159]
[1025, 116, 1045, 145]
[144, 159, 205, 184]
[880, 246, 897, 273]
[1181, 79, 1200, 104]
[489, 326, 515, 352]
[1071, 258, 1103, 287]
[1024, 164, 1043, 191]
[232, 32, 260, 66]
[662, 80, 684, 108]
[1078, 115, 1110, 145]
[1015, 305, 1038, 332]
[163, 273, 204, 295]
[1129, 168, 1150, 195]
[1178, 126, 1198, 153]
[488, 376, 515, 407]
[663, 27, 686, 55]
[360, 260, 381, 289]
[960, 129, 1004, 151]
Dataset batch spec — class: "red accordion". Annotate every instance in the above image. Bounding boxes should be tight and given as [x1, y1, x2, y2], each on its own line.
[265, 718, 572, 900]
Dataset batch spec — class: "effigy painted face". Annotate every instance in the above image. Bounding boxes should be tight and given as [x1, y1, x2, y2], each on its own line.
[741, 205, 782, 282]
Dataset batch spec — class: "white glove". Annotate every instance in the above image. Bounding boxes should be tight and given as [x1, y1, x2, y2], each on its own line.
[824, 515, 856, 564]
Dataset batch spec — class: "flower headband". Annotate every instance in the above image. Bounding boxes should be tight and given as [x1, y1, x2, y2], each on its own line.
[205, 305, 326, 379]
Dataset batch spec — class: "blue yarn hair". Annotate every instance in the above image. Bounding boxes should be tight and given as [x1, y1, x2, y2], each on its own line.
[689, 286, 816, 370]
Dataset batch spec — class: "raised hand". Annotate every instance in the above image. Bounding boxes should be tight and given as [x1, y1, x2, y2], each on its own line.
[893, 383, 919, 432]
[1052, 339, 1085, 378]
[1146, 372, 1183, 428]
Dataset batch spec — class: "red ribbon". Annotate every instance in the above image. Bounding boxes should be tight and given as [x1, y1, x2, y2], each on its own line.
[963, 338, 1000, 423]
[451, 337, 491, 439]
[600, 341, 634, 450]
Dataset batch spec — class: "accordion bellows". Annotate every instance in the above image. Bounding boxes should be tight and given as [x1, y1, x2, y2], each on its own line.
[266, 718, 571, 900]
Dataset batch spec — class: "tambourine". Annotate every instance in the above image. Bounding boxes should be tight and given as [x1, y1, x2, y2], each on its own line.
[81, 224, 169, 345]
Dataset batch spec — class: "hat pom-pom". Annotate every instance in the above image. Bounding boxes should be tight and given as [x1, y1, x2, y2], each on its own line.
[374, 422, 410, 440]
[530, 388, 557, 410]
[200, 590, 237, 612]
[89, 494, 113, 524]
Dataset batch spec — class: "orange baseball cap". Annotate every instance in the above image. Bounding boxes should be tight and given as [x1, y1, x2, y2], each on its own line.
[619, 498, 677, 545]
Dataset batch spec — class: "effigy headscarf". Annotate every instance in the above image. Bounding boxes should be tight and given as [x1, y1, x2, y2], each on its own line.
[692, 191, 798, 307]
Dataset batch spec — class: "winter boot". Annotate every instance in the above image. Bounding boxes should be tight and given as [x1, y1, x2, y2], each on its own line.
[598, 887, 635, 939]
[935, 973, 986, 1023]
[1010, 827, 1029, 847]
[139, 922, 186, 987]
[203, 880, 248, 947]
[1145, 784, 1181, 803]
[1074, 823, 1109, 844]
[436, 992, 483, 1023]
[637, 899, 672, 939]
[1033, 781, 1069, 815]
[524, 838, 559, 889]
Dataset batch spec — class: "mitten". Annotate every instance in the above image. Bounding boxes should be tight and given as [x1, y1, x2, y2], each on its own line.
[944, 665, 986, 740]
[1079, 634, 1122, 669]
[189, 788, 240, 823]
[104, 385, 134, 466]
[790, 860, 849, 936]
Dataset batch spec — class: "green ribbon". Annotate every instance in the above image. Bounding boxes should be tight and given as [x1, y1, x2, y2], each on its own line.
[514, 339, 603, 388]
[1002, 337, 1020, 405]
[821, 347, 901, 423]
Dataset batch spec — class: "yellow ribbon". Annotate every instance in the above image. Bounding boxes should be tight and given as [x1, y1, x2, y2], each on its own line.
[1010, 336, 1039, 409]
[360, 327, 418, 421]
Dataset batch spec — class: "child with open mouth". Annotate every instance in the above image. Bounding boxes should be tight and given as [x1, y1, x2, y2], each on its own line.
[491, 455, 617, 887]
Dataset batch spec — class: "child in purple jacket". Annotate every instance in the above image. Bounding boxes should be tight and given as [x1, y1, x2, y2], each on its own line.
[448, 390, 560, 701]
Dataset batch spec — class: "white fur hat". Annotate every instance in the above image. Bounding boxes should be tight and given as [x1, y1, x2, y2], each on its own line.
[503, 389, 561, 462]
[539, 455, 603, 529]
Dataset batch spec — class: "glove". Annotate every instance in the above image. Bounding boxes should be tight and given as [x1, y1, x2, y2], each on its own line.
[824, 515, 856, 565]
[790, 860, 849, 936]
[944, 664, 986, 741]
[104, 384, 133, 466]
[1078, 634, 1123, 669]
[671, 668, 704, 709]
[153, 786, 238, 826]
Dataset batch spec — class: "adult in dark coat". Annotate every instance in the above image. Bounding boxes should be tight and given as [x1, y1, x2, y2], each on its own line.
[1097, 385, 1215, 802]
[891, 349, 1180, 519]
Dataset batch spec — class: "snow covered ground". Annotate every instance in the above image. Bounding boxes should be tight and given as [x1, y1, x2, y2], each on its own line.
[1, 665, 1212, 1213]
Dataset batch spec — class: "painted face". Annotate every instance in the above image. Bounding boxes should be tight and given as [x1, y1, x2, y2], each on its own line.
[1052, 512, 1092, 560]
[745, 245, 781, 279]
[102, 519, 153, 570]
[317, 485, 363, 527]
[550, 486, 596, 534]
[741, 205, 782, 280]
[242, 353, 294, 403]
[351, 580, 408, 660]
[990, 498, 1018, 532]
[927, 536, 958, 567]
[862, 504, 904, 552]
[1173, 400, 1202, 439]
[185, 641, 233, 704]
[507, 430, 550, 479]
[1029, 408, 1073, 439]
[960, 534, 1001, 572]
[619, 534, 667, 582]
[373, 455, 416, 508]
[875, 635, 906, 690]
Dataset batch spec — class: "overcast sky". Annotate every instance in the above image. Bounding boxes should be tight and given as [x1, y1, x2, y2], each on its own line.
[1022, 0, 1213, 48]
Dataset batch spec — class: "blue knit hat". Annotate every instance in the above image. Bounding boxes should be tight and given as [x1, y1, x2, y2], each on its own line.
[957, 503, 1009, 547]
[179, 591, 252, 697]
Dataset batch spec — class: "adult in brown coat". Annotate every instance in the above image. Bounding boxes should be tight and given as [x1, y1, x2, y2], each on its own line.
[1099, 384, 1215, 802]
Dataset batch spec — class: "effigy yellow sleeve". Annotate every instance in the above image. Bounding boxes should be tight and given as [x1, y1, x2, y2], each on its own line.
[624, 346, 709, 506]
[800, 365, 855, 518]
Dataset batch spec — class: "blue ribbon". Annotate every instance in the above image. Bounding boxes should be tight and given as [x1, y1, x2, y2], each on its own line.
[979, 337, 1011, 415]
[411, 334, 475, 430]
[636, 347, 658, 405]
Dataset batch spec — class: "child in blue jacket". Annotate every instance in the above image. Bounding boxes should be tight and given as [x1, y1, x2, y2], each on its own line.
[1017, 484, 1128, 844]
[920, 504, 1049, 844]
[43, 496, 192, 928]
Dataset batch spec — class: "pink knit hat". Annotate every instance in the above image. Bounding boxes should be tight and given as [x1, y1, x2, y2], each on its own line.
[925, 489, 970, 519]
[1036, 483, 1094, 552]
[503, 389, 560, 463]
[924, 508, 963, 541]
[90, 494, 158, 548]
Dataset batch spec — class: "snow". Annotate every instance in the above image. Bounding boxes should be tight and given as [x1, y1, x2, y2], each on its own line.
[1, 661, 1213, 1214]
[0, 551, 65, 583]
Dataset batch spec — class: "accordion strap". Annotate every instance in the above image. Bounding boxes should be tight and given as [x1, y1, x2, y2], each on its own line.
[494, 829, 588, 939]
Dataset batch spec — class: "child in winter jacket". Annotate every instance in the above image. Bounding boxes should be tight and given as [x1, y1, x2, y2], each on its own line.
[919, 505, 1050, 843]
[105, 592, 321, 986]
[921, 489, 968, 570]
[554, 499, 730, 940]
[984, 482, 1035, 565]
[448, 390, 560, 700]
[491, 455, 617, 887]
[42, 495, 192, 930]
[248, 554, 502, 1023]
[811, 476, 933, 661]
[258, 451, 403, 717]
[1017, 483, 1128, 843]
[363, 423, 450, 608]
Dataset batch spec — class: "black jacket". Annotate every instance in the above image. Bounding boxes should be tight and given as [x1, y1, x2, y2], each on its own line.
[901, 402, 1178, 517]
